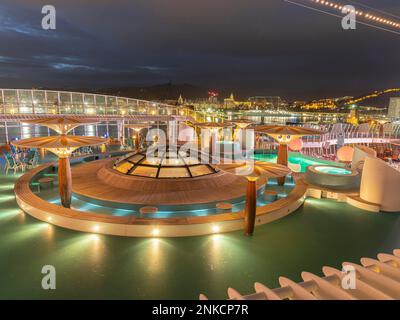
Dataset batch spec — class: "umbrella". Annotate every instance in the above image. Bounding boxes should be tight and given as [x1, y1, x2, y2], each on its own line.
[229, 119, 255, 129]
[124, 123, 151, 149]
[191, 122, 235, 155]
[255, 125, 325, 185]
[124, 123, 151, 131]
[193, 122, 235, 129]
[12, 135, 107, 208]
[216, 160, 290, 235]
[21, 116, 99, 135]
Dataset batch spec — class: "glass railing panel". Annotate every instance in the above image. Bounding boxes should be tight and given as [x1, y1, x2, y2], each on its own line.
[95, 95, 105, 105]
[106, 96, 117, 107]
[72, 92, 84, 104]
[3, 90, 18, 103]
[18, 90, 32, 103]
[60, 92, 71, 103]
[46, 91, 58, 105]
[32, 91, 45, 103]
[84, 94, 95, 105]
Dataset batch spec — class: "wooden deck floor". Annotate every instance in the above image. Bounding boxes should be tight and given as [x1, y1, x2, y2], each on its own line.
[71, 158, 267, 207]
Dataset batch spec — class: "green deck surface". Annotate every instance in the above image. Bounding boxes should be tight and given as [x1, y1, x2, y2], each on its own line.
[0, 169, 399, 299]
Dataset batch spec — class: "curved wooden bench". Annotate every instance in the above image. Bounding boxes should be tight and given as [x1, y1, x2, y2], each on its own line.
[14, 163, 308, 237]
[216, 202, 233, 210]
[264, 190, 278, 202]
[139, 206, 158, 214]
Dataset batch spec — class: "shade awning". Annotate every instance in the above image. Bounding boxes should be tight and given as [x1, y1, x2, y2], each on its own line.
[216, 161, 291, 180]
[21, 116, 99, 135]
[124, 124, 151, 131]
[11, 135, 107, 149]
[254, 125, 325, 136]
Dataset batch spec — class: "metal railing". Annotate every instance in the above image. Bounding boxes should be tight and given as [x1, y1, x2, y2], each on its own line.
[0, 88, 203, 119]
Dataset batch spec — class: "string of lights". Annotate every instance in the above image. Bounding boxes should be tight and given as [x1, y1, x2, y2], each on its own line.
[310, 0, 400, 29]
[284, 0, 400, 36]
[346, 0, 400, 20]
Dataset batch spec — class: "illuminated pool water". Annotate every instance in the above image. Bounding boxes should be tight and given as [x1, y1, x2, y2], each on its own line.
[38, 179, 294, 218]
[253, 152, 340, 172]
[306, 165, 360, 190]
[314, 166, 352, 175]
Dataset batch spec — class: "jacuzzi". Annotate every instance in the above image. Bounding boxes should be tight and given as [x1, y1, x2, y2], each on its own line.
[305, 165, 360, 190]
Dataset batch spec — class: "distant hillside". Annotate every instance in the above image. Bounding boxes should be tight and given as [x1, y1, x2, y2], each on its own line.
[94, 83, 209, 101]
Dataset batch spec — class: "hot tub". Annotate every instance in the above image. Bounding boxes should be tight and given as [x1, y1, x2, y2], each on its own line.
[305, 165, 360, 190]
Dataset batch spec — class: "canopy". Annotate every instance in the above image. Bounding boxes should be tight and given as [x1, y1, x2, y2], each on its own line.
[254, 125, 325, 137]
[193, 122, 235, 129]
[21, 117, 99, 135]
[229, 119, 255, 129]
[254, 125, 325, 145]
[216, 161, 291, 180]
[12, 135, 107, 158]
[124, 123, 151, 131]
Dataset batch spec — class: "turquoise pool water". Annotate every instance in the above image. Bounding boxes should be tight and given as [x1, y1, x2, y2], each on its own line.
[38, 179, 294, 218]
[253, 152, 339, 172]
[314, 166, 352, 175]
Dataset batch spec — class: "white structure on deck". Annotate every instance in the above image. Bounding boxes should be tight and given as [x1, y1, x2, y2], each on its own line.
[360, 157, 400, 212]
[0, 89, 201, 144]
[351, 145, 377, 170]
[200, 249, 400, 300]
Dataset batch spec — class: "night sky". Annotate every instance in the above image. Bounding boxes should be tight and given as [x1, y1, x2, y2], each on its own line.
[0, 0, 399, 99]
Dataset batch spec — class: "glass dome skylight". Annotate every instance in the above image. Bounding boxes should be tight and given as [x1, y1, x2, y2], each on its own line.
[113, 145, 218, 179]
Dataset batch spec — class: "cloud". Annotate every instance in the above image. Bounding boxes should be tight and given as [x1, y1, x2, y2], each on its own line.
[0, 0, 398, 98]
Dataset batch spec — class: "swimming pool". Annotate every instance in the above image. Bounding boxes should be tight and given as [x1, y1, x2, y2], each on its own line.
[37, 178, 294, 218]
[314, 166, 352, 175]
[306, 165, 360, 190]
[253, 152, 340, 172]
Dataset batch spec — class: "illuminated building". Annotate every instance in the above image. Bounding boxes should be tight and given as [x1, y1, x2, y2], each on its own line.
[248, 96, 285, 110]
[388, 97, 400, 120]
[223, 93, 236, 109]
[346, 107, 359, 125]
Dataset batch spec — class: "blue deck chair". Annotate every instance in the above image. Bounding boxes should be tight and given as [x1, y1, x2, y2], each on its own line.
[4, 152, 24, 174]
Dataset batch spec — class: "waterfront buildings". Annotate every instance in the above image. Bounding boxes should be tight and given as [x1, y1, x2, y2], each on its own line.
[388, 97, 400, 120]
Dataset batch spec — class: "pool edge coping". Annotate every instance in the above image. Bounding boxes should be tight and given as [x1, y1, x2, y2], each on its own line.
[14, 163, 307, 238]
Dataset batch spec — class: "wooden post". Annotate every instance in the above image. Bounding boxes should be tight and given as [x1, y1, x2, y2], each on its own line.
[58, 157, 72, 208]
[277, 144, 288, 186]
[244, 178, 257, 236]
[135, 131, 140, 150]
